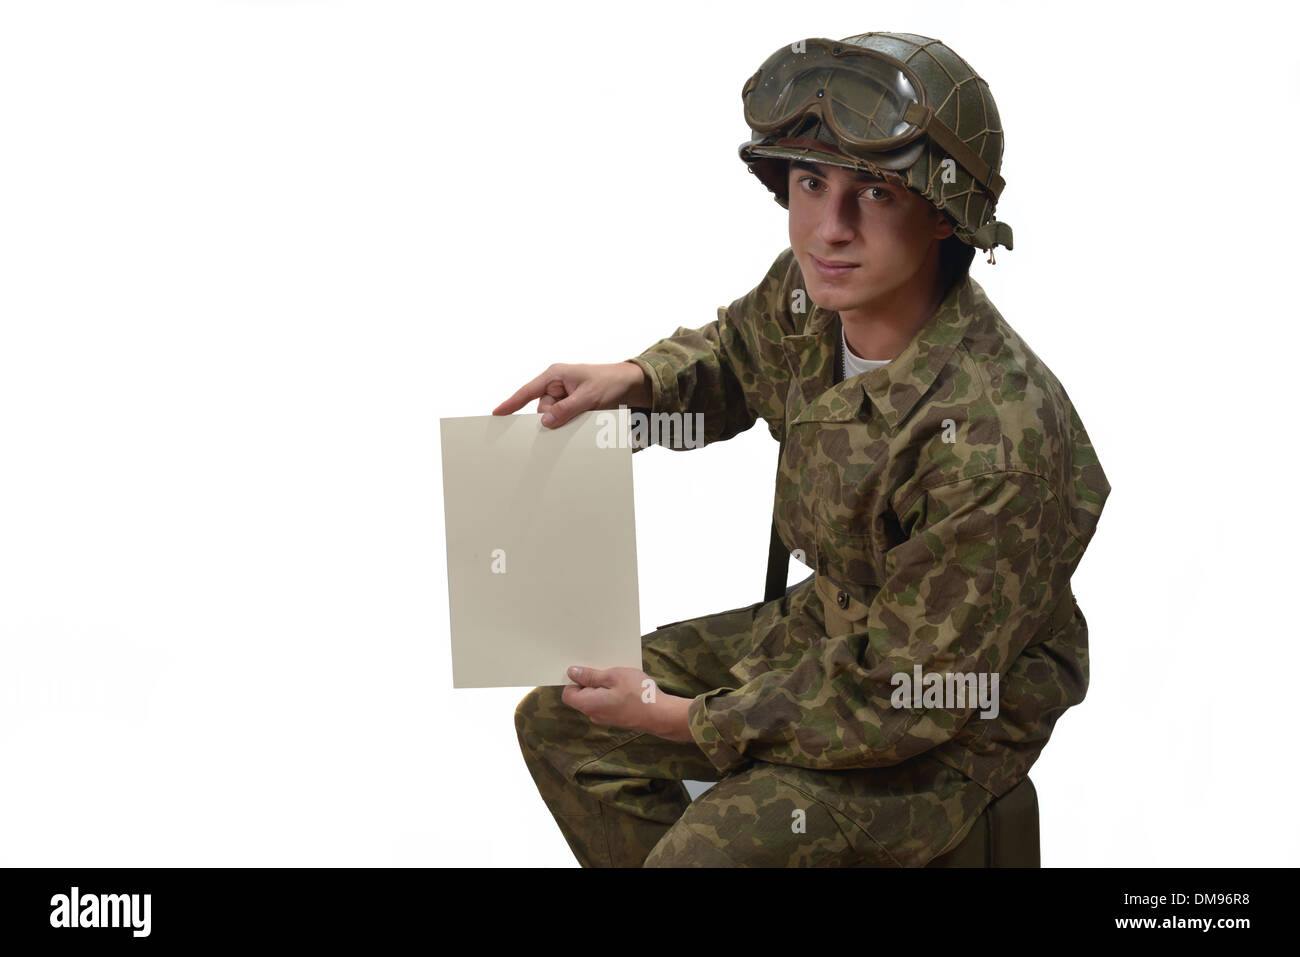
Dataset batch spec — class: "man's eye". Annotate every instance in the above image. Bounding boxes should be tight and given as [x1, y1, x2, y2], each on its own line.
[798, 176, 822, 191]
[862, 186, 890, 201]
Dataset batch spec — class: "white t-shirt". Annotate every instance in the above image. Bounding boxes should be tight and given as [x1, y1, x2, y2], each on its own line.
[840, 323, 893, 380]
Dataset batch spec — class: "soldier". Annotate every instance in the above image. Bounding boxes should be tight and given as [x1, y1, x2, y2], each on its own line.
[494, 32, 1110, 866]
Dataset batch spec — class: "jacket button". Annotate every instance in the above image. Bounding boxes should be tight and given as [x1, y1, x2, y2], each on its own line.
[836, 590, 849, 609]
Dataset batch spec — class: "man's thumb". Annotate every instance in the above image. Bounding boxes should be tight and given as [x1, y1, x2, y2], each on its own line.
[567, 665, 603, 686]
[542, 397, 573, 427]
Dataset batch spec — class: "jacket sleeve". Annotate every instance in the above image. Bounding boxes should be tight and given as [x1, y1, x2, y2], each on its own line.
[686, 469, 1078, 773]
[624, 249, 797, 451]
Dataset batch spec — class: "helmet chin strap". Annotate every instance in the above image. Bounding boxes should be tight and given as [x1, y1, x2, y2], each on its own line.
[967, 220, 1014, 256]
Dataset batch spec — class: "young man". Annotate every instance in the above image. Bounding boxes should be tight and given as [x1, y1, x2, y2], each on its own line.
[495, 32, 1110, 866]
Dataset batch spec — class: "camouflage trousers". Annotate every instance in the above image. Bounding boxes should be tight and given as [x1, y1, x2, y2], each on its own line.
[514, 588, 994, 867]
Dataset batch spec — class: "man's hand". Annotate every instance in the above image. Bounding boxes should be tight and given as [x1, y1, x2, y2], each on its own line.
[561, 665, 694, 743]
[492, 362, 652, 428]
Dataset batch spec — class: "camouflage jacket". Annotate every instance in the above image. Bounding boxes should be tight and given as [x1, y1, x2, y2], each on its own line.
[627, 247, 1110, 799]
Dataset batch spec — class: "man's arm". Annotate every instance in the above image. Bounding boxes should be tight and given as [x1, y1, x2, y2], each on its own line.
[624, 249, 798, 451]
[683, 469, 1078, 774]
[619, 361, 652, 410]
[649, 693, 695, 743]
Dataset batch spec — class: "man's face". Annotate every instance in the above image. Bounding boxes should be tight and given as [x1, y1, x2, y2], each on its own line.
[787, 160, 954, 315]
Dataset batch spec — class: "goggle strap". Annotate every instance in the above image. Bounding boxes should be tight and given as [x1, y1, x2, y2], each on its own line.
[902, 102, 1005, 201]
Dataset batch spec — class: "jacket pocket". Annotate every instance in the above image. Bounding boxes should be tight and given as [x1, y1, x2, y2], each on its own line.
[815, 571, 874, 639]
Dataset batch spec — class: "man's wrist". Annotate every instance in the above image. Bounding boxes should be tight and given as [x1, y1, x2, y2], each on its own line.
[649, 694, 694, 743]
[621, 360, 653, 409]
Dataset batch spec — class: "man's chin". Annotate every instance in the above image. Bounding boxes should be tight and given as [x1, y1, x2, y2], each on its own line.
[806, 282, 863, 313]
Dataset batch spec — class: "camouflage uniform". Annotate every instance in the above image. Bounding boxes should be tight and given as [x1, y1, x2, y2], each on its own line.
[514, 246, 1110, 866]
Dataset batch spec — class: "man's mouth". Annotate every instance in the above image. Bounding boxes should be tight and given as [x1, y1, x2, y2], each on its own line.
[809, 253, 859, 278]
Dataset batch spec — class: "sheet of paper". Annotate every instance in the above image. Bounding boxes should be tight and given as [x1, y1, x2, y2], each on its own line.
[439, 409, 642, 688]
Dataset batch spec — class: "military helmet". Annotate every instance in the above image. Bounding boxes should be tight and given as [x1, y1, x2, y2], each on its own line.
[739, 32, 1013, 255]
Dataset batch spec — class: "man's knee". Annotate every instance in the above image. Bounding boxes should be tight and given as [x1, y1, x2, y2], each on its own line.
[514, 684, 566, 753]
[515, 683, 626, 758]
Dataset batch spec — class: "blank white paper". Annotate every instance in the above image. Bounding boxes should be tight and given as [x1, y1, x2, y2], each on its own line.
[439, 409, 642, 688]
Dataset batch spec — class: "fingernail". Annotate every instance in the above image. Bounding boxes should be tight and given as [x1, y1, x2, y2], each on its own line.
[542, 413, 555, 426]
[568, 666, 581, 681]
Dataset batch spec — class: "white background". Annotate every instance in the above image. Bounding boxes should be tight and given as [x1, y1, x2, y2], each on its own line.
[1, 0, 1296, 867]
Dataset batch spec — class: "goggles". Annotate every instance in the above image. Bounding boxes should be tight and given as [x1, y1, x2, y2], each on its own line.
[742, 38, 1004, 200]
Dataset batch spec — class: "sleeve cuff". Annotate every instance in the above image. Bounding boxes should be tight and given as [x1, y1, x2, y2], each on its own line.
[626, 352, 681, 416]
[687, 691, 750, 775]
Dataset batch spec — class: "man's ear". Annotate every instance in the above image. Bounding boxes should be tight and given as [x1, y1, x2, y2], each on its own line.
[933, 208, 956, 240]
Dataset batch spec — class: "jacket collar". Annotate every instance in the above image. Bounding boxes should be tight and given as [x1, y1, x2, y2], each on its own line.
[782, 272, 986, 433]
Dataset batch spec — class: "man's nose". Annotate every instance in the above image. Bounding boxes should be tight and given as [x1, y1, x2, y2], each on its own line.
[815, 192, 857, 244]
